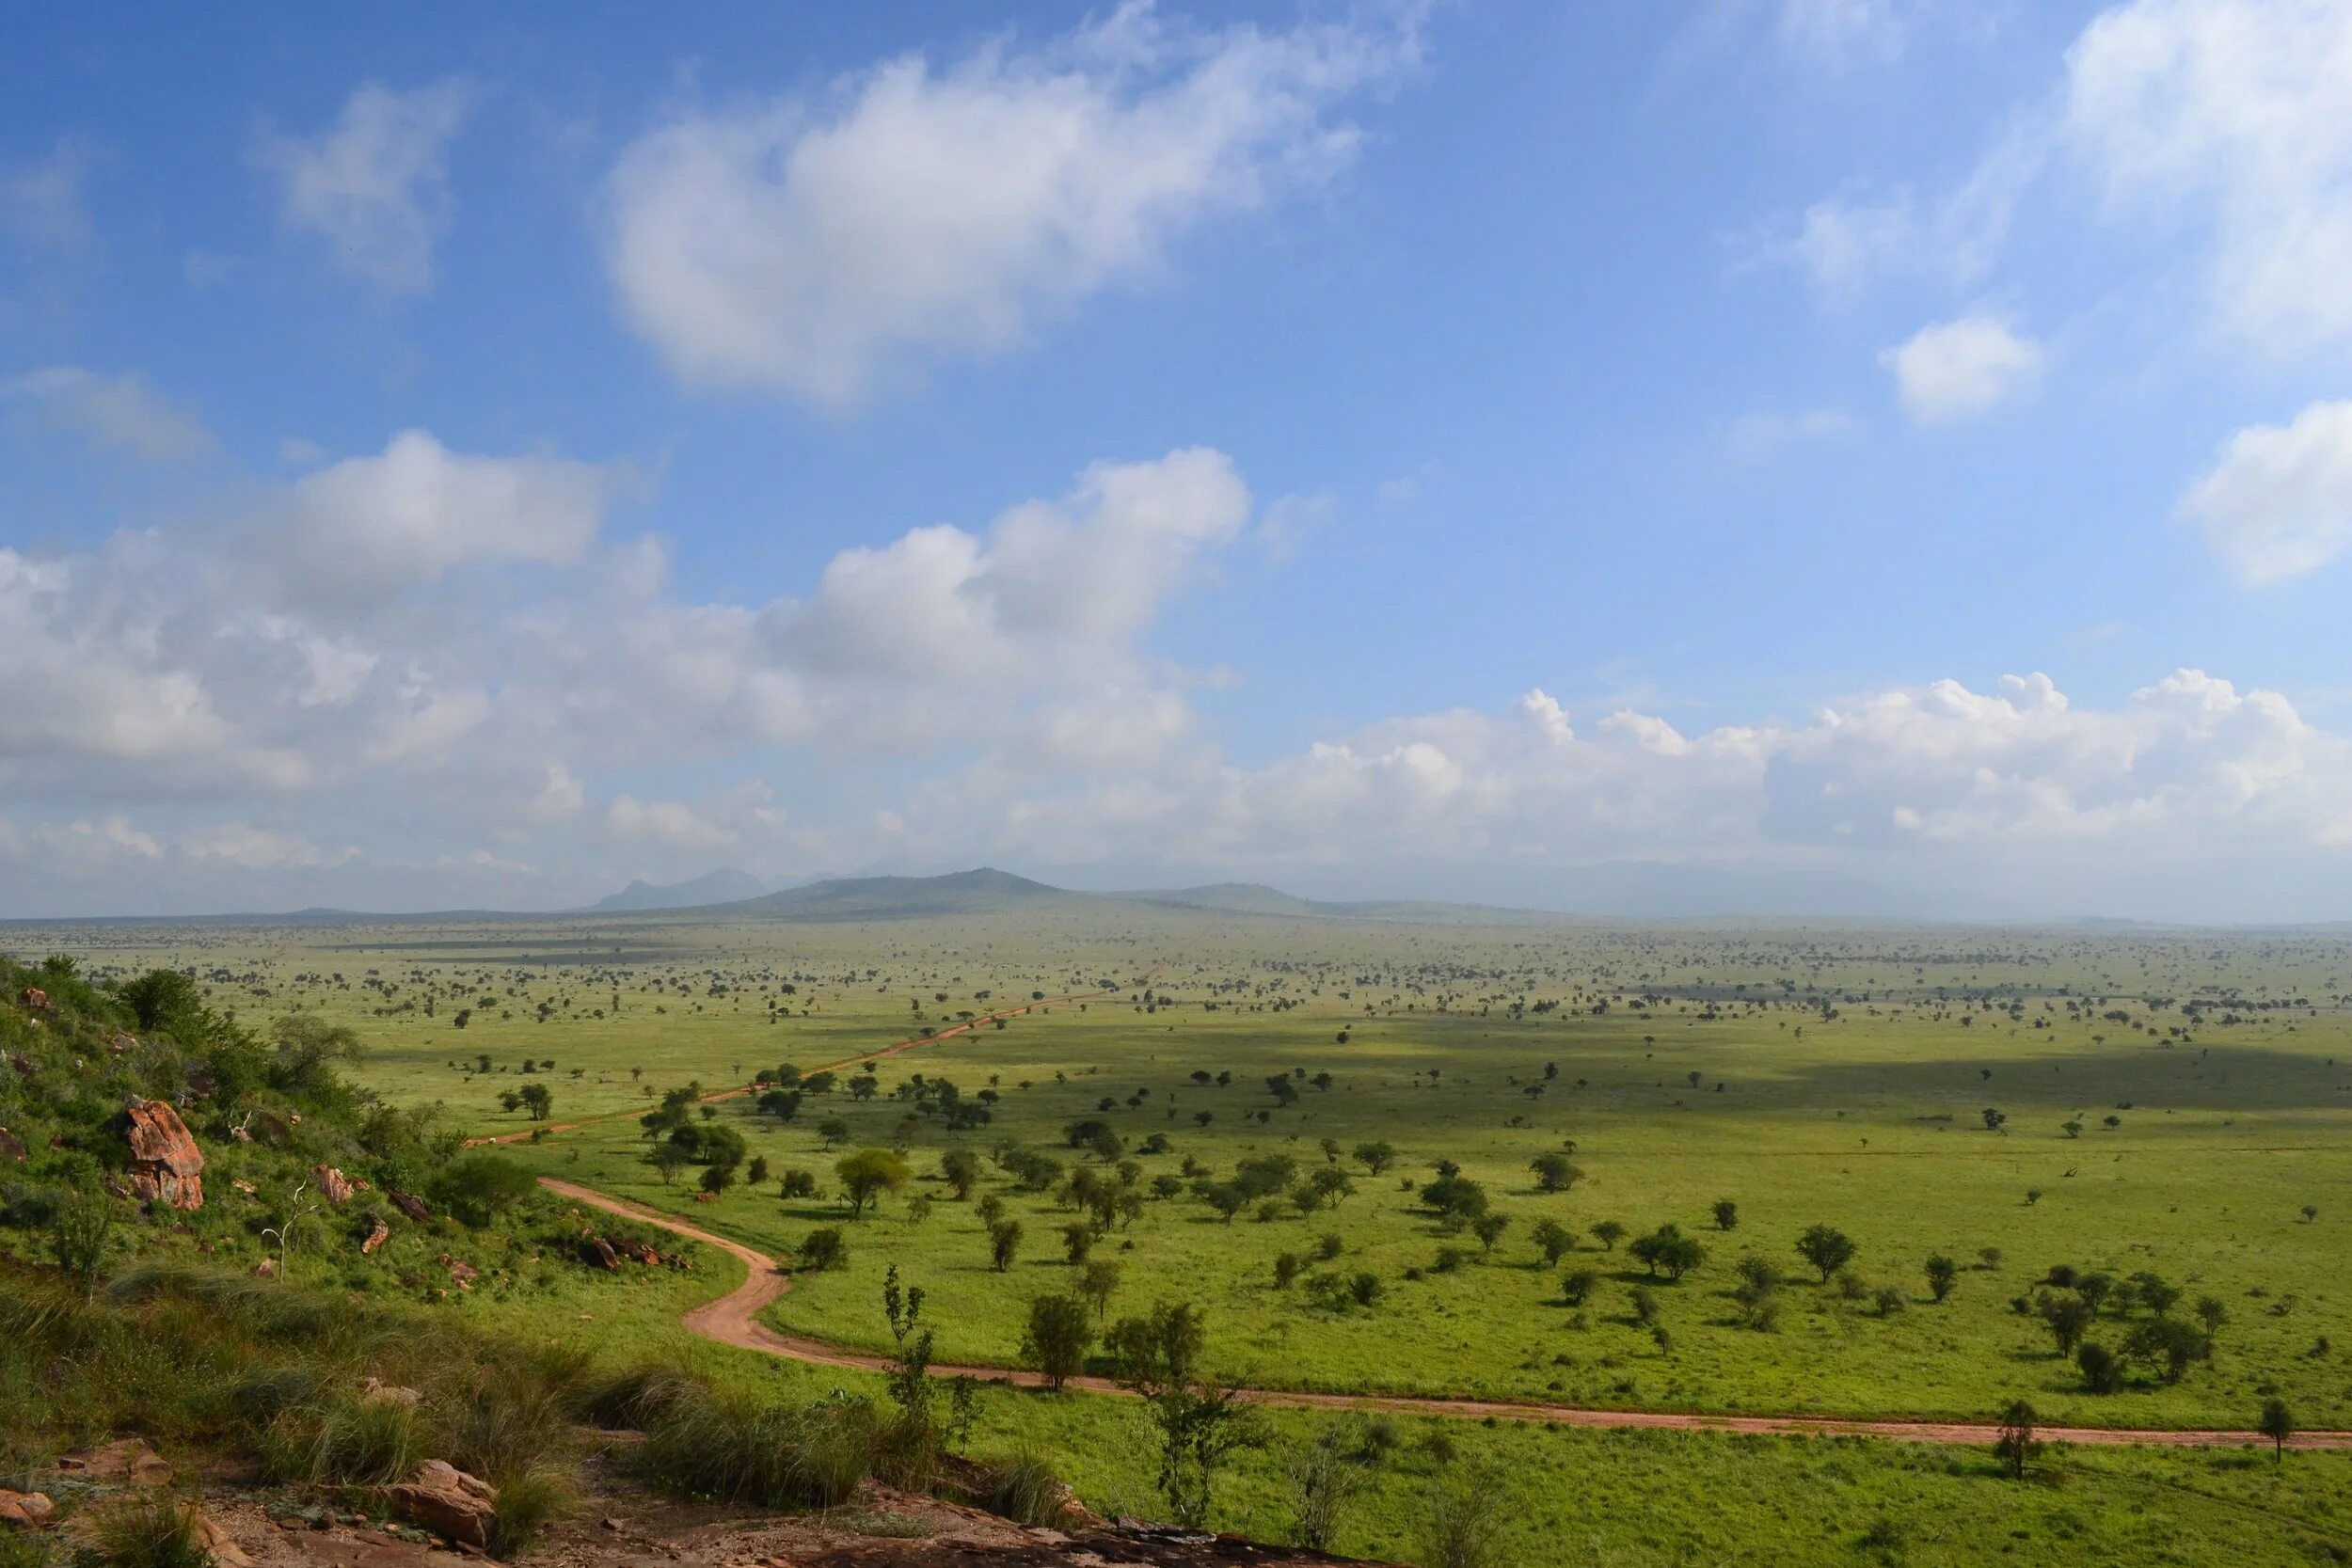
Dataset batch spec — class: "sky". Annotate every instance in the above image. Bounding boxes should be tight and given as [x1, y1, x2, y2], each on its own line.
[4, 0, 2352, 923]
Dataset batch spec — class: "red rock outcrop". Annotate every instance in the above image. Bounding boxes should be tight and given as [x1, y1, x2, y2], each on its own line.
[361, 1216, 390, 1254]
[123, 1098, 205, 1210]
[312, 1165, 354, 1205]
[385, 1461, 497, 1551]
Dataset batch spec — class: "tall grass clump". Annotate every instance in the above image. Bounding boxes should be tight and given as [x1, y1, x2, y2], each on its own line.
[637, 1385, 876, 1510]
[91, 1497, 215, 1568]
[260, 1394, 423, 1487]
[978, 1448, 1070, 1527]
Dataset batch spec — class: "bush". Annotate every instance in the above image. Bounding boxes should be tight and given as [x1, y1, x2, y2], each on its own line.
[1417, 1463, 1506, 1568]
[429, 1155, 537, 1228]
[798, 1228, 849, 1272]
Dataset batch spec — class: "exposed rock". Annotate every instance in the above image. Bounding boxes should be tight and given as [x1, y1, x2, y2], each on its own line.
[635, 1242, 661, 1266]
[123, 1097, 206, 1211]
[313, 1165, 356, 1205]
[362, 1217, 391, 1254]
[196, 1509, 256, 1567]
[233, 1178, 259, 1196]
[20, 988, 49, 1010]
[385, 1461, 498, 1551]
[388, 1188, 432, 1223]
[438, 1255, 478, 1289]
[56, 1438, 173, 1486]
[588, 1236, 622, 1270]
[110, 1031, 139, 1054]
[0, 1490, 55, 1528]
[0, 1126, 25, 1164]
[255, 1258, 277, 1278]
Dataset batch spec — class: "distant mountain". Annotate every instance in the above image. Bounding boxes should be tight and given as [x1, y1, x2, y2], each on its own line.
[713, 867, 1089, 922]
[588, 870, 769, 913]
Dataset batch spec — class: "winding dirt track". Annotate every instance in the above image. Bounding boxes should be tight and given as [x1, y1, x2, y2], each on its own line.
[519, 969, 2352, 1452]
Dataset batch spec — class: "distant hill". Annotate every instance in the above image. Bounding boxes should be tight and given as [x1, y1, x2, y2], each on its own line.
[588, 870, 769, 912]
[712, 866, 1092, 922]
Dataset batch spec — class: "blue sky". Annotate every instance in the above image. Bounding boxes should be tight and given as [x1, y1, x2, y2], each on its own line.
[5, 0, 2352, 920]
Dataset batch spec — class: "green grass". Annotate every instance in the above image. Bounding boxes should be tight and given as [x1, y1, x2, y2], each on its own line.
[23, 911, 2352, 1563]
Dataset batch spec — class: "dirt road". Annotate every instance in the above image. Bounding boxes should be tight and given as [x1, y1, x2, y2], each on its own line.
[538, 1177, 2352, 1452]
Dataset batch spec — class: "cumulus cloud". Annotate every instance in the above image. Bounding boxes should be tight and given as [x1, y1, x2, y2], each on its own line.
[254, 79, 474, 293]
[2179, 400, 2352, 585]
[1880, 314, 2042, 424]
[602, 1, 1421, 403]
[258, 429, 619, 609]
[2065, 0, 2352, 354]
[931, 668, 2352, 916]
[2, 366, 212, 461]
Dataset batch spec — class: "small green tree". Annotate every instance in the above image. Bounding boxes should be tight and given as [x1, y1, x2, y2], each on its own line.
[1531, 1217, 1574, 1265]
[1590, 1219, 1626, 1252]
[989, 1218, 1023, 1272]
[1925, 1255, 1959, 1303]
[2259, 1398, 2295, 1463]
[1021, 1292, 1095, 1391]
[836, 1148, 912, 1219]
[1994, 1400, 2040, 1480]
[798, 1227, 848, 1271]
[1711, 1199, 1739, 1231]
[1105, 1302, 1260, 1529]
[1795, 1225, 1856, 1283]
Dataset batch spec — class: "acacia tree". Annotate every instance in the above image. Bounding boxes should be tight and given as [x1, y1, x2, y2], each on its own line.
[1021, 1293, 1096, 1391]
[1531, 1218, 1574, 1265]
[1925, 1255, 1959, 1303]
[2260, 1399, 2295, 1463]
[836, 1148, 912, 1219]
[1994, 1400, 2041, 1480]
[1795, 1225, 1856, 1283]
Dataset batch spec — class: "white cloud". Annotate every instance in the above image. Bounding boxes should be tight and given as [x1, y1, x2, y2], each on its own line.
[261, 429, 618, 608]
[2, 366, 212, 461]
[183, 823, 355, 871]
[1880, 314, 2043, 424]
[607, 782, 787, 852]
[2179, 400, 2352, 585]
[0, 138, 91, 251]
[2065, 0, 2352, 355]
[254, 79, 474, 293]
[602, 1, 1420, 404]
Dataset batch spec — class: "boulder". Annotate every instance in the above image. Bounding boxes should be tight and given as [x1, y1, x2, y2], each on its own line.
[588, 1236, 621, 1271]
[385, 1461, 497, 1552]
[361, 1217, 390, 1255]
[387, 1189, 432, 1223]
[312, 1165, 355, 1206]
[123, 1097, 205, 1211]
[0, 1490, 55, 1528]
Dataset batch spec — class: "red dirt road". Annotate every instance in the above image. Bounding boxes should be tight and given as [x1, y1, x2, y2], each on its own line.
[538, 1178, 2352, 1452]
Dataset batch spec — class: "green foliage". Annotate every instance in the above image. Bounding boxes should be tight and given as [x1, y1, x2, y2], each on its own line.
[429, 1153, 538, 1227]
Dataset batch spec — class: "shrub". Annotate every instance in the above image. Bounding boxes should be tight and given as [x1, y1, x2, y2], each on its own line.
[1417, 1462, 1506, 1568]
[429, 1155, 537, 1228]
[638, 1386, 875, 1509]
[485, 1465, 573, 1559]
[798, 1228, 849, 1272]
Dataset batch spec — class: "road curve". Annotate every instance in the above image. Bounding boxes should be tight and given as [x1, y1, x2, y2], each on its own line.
[538, 1177, 2352, 1452]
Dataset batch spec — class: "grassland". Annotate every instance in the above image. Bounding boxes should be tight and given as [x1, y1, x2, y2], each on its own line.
[19, 907, 2352, 1561]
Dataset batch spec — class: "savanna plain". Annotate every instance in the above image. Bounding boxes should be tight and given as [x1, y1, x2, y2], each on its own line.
[13, 902, 2352, 1567]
